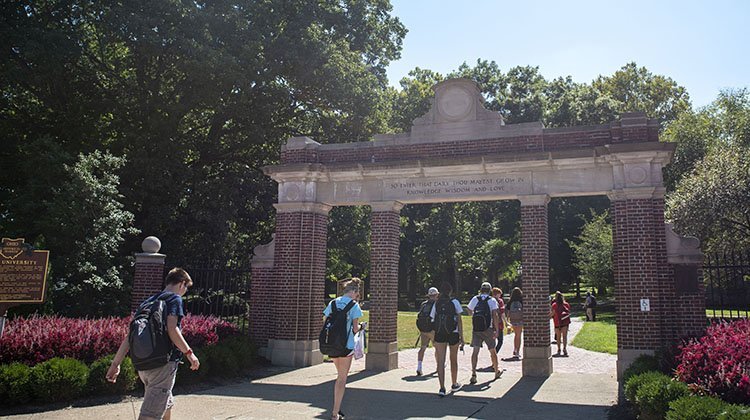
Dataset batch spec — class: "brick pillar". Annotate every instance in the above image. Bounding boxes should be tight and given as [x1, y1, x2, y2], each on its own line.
[609, 188, 668, 379]
[266, 202, 330, 367]
[131, 236, 165, 312]
[366, 201, 403, 371]
[665, 223, 706, 339]
[249, 235, 275, 355]
[519, 195, 552, 377]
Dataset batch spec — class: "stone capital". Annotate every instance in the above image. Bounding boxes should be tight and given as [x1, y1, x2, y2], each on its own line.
[607, 187, 659, 201]
[273, 202, 332, 215]
[518, 194, 550, 207]
[135, 252, 166, 265]
[251, 235, 275, 268]
[369, 201, 404, 213]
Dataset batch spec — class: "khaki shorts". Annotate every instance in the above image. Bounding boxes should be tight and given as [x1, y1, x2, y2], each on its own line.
[138, 361, 179, 420]
[471, 328, 496, 349]
[419, 331, 435, 348]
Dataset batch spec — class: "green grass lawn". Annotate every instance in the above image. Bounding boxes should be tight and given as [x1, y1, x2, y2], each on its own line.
[570, 311, 617, 354]
[706, 309, 750, 318]
[360, 310, 475, 350]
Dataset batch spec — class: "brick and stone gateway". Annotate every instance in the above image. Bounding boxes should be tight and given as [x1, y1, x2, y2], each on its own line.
[249, 78, 706, 379]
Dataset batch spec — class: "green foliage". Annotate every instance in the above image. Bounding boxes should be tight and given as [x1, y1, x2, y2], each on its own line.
[30, 358, 89, 402]
[623, 354, 662, 382]
[221, 336, 257, 371]
[569, 319, 617, 354]
[176, 347, 211, 386]
[625, 371, 669, 403]
[635, 375, 690, 419]
[667, 395, 750, 420]
[0, 363, 33, 406]
[566, 211, 613, 295]
[88, 355, 137, 395]
[204, 343, 240, 377]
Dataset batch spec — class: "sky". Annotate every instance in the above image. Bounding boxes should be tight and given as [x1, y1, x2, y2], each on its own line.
[385, 0, 749, 108]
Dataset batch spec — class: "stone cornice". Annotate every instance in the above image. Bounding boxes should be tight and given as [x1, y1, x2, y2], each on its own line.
[518, 195, 551, 207]
[273, 202, 332, 215]
[370, 201, 404, 213]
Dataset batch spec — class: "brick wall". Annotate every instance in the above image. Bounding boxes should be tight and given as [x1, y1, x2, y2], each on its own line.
[131, 261, 164, 312]
[249, 266, 274, 346]
[272, 210, 329, 341]
[520, 201, 550, 349]
[611, 197, 664, 350]
[369, 209, 401, 344]
[281, 116, 658, 164]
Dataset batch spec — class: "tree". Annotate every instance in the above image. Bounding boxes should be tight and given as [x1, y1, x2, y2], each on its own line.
[566, 211, 613, 296]
[41, 151, 139, 316]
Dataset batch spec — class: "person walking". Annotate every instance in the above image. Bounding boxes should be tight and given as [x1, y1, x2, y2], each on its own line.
[430, 281, 464, 397]
[416, 286, 440, 376]
[467, 282, 502, 384]
[323, 278, 364, 420]
[550, 291, 572, 356]
[106, 268, 200, 420]
[506, 287, 524, 359]
[585, 291, 597, 321]
[491, 287, 506, 354]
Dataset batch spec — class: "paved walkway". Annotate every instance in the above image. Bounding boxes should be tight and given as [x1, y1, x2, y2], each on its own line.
[5, 319, 618, 419]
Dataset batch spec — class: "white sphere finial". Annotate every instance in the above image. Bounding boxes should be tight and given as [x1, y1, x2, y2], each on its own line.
[141, 236, 161, 253]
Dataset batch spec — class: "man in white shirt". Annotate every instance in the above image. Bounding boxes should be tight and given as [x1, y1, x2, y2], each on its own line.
[466, 282, 501, 384]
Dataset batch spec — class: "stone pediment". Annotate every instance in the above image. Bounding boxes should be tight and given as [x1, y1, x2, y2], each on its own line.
[373, 78, 542, 145]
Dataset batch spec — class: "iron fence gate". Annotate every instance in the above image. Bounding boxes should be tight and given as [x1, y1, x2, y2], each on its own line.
[166, 262, 251, 333]
[704, 250, 750, 319]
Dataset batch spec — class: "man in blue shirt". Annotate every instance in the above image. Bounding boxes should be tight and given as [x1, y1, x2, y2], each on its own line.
[106, 268, 200, 420]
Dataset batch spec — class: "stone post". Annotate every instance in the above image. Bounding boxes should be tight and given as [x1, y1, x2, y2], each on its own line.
[665, 224, 705, 338]
[366, 201, 403, 371]
[519, 195, 552, 377]
[249, 235, 275, 357]
[131, 236, 166, 312]
[266, 202, 330, 367]
[609, 188, 668, 379]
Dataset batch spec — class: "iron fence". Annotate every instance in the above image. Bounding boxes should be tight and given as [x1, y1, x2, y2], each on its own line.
[166, 261, 251, 333]
[704, 250, 750, 319]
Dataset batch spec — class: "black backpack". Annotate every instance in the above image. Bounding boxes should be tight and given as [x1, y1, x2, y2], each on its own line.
[472, 295, 492, 332]
[319, 299, 356, 357]
[434, 298, 458, 340]
[129, 292, 175, 371]
[589, 296, 597, 308]
[416, 300, 435, 333]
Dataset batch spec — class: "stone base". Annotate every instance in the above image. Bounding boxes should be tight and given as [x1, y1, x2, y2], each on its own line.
[617, 348, 654, 382]
[266, 339, 324, 368]
[366, 341, 398, 371]
[522, 346, 552, 377]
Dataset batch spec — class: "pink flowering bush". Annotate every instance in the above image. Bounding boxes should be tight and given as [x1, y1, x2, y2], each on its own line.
[675, 318, 750, 404]
[0, 314, 239, 366]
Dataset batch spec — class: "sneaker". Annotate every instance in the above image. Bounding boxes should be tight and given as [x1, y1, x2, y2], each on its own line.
[451, 383, 462, 392]
[438, 388, 446, 397]
[416, 369, 423, 376]
[469, 373, 477, 384]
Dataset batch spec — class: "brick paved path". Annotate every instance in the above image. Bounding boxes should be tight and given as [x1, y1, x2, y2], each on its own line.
[396, 317, 616, 381]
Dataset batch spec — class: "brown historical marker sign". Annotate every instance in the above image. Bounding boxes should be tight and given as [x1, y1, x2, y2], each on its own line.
[0, 238, 50, 305]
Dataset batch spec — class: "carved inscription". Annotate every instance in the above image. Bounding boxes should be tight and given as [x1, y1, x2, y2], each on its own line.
[384, 174, 531, 201]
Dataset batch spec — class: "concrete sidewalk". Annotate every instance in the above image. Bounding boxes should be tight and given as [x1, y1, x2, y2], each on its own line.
[5, 319, 618, 419]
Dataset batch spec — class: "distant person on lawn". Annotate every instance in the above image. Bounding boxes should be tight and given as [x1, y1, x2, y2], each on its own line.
[585, 291, 597, 321]
[416, 286, 440, 376]
[467, 282, 502, 384]
[550, 291, 572, 356]
[106, 268, 200, 420]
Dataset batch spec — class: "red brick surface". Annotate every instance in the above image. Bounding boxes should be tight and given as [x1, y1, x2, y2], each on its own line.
[131, 262, 164, 312]
[369, 209, 401, 344]
[520, 203, 551, 349]
[249, 266, 274, 346]
[271, 211, 329, 341]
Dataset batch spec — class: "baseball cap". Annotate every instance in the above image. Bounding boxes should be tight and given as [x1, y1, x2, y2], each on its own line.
[480, 282, 492, 291]
[427, 287, 439, 296]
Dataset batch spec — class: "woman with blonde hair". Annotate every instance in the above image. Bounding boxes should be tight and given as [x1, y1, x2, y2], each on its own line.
[507, 287, 524, 359]
[323, 278, 364, 420]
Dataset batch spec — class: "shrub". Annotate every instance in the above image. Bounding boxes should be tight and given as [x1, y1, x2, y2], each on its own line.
[88, 355, 138, 395]
[31, 358, 89, 402]
[675, 318, 750, 404]
[175, 347, 211, 386]
[623, 354, 662, 382]
[0, 314, 239, 366]
[221, 336, 257, 371]
[204, 343, 241, 377]
[635, 374, 690, 419]
[667, 395, 750, 420]
[625, 371, 668, 403]
[0, 363, 33, 405]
